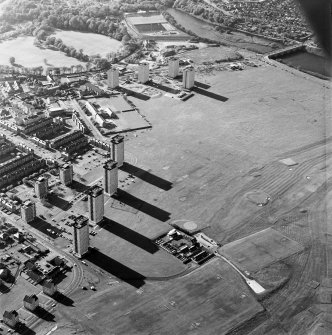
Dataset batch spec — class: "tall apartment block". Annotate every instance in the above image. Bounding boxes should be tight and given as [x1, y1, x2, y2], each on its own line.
[168, 57, 180, 78]
[107, 67, 119, 89]
[103, 159, 118, 196]
[35, 176, 48, 199]
[59, 163, 73, 186]
[182, 66, 195, 89]
[87, 185, 104, 224]
[111, 135, 124, 168]
[21, 200, 36, 223]
[3, 310, 19, 328]
[72, 215, 89, 258]
[23, 295, 39, 312]
[138, 63, 149, 84]
[42, 279, 57, 296]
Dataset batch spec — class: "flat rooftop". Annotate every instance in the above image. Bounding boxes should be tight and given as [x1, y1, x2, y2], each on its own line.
[103, 159, 117, 170]
[87, 185, 104, 197]
[72, 215, 88, 228]
[111, 135, 124, 144]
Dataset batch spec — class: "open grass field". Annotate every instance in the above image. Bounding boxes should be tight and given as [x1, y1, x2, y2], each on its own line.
[0, 275, 41, 315]
[119, 64, 329, 243]
[55, 258, 264, 335]
[219, 228, 304, 272]
[183, 45, 243, 64]
[53, 30, 122, 57]
[89, 214, 186, 278]
[2, 57, 329, 334]
[0, 36, 85, 68]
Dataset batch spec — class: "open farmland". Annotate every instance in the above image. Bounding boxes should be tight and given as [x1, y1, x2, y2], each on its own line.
[55, 259, 264, 335]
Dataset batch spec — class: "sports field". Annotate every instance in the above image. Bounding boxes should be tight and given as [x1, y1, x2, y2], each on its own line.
[220, 228, 304, 272]
[53, 30, 122, 57]
[126, 14, 168, 25]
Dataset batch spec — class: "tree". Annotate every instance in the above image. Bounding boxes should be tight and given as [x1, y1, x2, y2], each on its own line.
[122, 34, 131, 45]
[9, 57, 15, 65]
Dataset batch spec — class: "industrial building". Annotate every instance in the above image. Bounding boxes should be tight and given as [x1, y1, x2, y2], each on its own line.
[20, 200, 36, 223]
[84, 101, 116, 129]
[3, 310, 19, 328]
[42, 279, 57, 296]
[138, 63, 149, 83]
[34, 176, 48, 199]
[23, 294, 39, 311]
[107, 67, 119, 88]
[103, 159, 118, 196]
[87, 185, 104, 224]
[72, 215, 89, 257]
[182, 66, 195, 89]
[111, 135, 124, 168]
[59, 163, 73, 186]
[168, 57, 180, 78]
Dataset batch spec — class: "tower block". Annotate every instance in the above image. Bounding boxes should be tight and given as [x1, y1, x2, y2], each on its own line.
[111, 135, 124, 167]
[103, 159, 118, 196]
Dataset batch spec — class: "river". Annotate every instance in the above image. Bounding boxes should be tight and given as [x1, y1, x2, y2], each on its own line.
[167, 8, 284, 54]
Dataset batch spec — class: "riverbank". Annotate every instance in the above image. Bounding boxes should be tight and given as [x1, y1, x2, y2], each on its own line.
[165, 8, 284, 54]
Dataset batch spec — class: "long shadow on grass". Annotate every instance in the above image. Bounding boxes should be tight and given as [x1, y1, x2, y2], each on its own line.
[15, 323, 36, 335]
[0, 282, 9, 293]
[71, 180, 89, 193]
[112, 189, 171, 222]
[194, 81, 211, 89]
[175, 76, 211, 89]
[48, 194, 71, 211]
[192, 87, 228, 102]
[99, 218, 158, 254]
[52, 292, 74, 307]
[33, 307, 55, 322]
[85, 248, 145, 288]
[120, 162, 173, 191]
